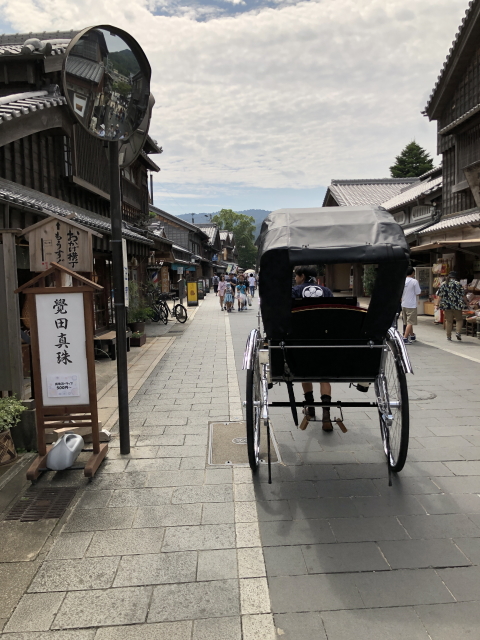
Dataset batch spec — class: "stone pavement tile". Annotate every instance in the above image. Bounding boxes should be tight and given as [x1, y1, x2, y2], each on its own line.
[268, 574, 364, 613]
[162, 524, 236, 551]
[86, 527, 165, 557]
[29, 556, 120, 592]
[85, 472, 148, 491]
[254, 481, 318, 501]
[353, 569, 454, 607]
[63, 507, 136, 532]
[437, 566, 480, 601]
[238, 547, 266, 578]
[256, 500, 292, 521]
[204, 468, 233, 484]
[134, 504, 202, 527]
[334, 464, 389, 479]
[236, 521, 261, 547]
[47, 532, 94, 560]
[444, 461, 480, 475]
[378, 539, 471, 569]
[197, 549, 238, 580]
[414, 436, 471, 449]
[135, 434, 185, 446]
[321, 607, 430, 640]
[406, 449, 465, 463]
[240, 577, 271, 614]
[315, 479, 379, 498]
[352, 451, 387, 464]
[76, 491, 113, 509]
[2, 631, 95, 640]
[146, 470, 204, 487]
[202, 502, 235, 524]
[0, 520, 56, 562]
[300, 452, 357, 465]
[145, 417, 188, 427]
[263, 545, 308, 576]
[265, 464, 339, 482]
[95, 621, 193, 639]
[415, 602, 480, 640]
[259, 519, 335, 546]
[148, 580, 240, 622]
[373, 476, 441, 495]
[99, 459, 129, 474]
[401, 462, 454, 477]
[192, 616, 241, 640]
[125, 458, 181, 472]
[433, 476, 480, 493]
[184, 435, 208, 446]
[113, 551, 197, 587]
[454, 537, 480, 564]
[274, 612, 326, 640]
[156, 446, 207, 458]
[53, 586, 152, 629]
[180, 457, 208, 469]
[234, 483, 256, 501]
[108, 487, 173, 507]
[302, 541, 389, 574]
[399, 514, 480, 539]
[0, 562, 38, 617]
[108, 446, 159, 459]
[416, 493, 480, 515]
[242, 614, 277, 640]
[329, 516, 409, 542]
[351, 495, 425, 517]
[289, 498, 359, 519]
[172, 485, 233, 504]
[235, 502, 260, 523]
[4, 592, 65, 632]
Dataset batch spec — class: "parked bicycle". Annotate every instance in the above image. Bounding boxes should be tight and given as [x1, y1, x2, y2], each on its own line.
[151, 292, 188, 324]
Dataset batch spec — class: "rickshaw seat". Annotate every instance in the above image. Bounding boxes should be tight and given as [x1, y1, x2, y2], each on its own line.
[291, 299, 366, 340]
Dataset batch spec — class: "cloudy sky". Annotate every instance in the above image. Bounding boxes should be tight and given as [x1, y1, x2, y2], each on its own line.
[0, 0, 470, 214]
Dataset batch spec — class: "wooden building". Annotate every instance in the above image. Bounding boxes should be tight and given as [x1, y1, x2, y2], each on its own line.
[421, 0, 480, 280]
[0, 30, 164, 337]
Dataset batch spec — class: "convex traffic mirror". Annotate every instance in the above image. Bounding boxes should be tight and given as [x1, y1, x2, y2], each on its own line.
[62, 25, 151, 141]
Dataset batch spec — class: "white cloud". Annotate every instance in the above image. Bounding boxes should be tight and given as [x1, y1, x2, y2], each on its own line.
[0, 0, 469, 194]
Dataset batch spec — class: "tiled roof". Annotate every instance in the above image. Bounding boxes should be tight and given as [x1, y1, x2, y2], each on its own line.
[438, 102, 480, 134]
[418, 209, 480, 234]
[404, 222, 435, 237]
[196, 223, 218, 243]
[0, 89, 66, 125]
[424, 1, 477, 114]
[325, 178, 419, 207]
[65, 56, 104, 83]
[0, 177, 153, 245]
[382, 176, 442, 211]
[219, 230, 229, 240]
[0, 31, 77, 57]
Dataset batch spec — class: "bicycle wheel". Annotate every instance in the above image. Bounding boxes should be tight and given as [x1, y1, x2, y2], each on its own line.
[376, 339, 409, 472]
[246, 348, 261, 472]
[159, 304, 169, 324]
[174, 304, 188, 323]
[151, 305, 160, 323]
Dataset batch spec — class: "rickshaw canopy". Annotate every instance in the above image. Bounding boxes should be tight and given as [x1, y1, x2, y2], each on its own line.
[256, 206, 410, 341]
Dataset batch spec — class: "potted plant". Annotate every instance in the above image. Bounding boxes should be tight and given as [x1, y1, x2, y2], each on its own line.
[0, 396, 26, 465]
[130, 330, 146, 347]
[127, 281, 153, 333]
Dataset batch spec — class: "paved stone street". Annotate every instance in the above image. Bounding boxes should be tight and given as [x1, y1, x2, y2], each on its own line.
[2, 292, 480, 638]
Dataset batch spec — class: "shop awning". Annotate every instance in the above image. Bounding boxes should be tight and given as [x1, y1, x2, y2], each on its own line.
[411, 239, 480, 252]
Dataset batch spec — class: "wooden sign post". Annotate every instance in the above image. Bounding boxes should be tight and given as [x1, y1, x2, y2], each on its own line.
[15, 263, 107, 482]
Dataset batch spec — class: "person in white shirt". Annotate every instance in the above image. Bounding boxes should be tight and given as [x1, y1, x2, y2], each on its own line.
[402, 266, 421, 344]
[248, 274, 256, 297]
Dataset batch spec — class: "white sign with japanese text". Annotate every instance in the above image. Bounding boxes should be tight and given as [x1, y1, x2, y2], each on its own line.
[36, 293, 90, 406]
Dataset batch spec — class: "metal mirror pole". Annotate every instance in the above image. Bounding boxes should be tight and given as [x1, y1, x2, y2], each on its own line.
[109, 139, 130, 454]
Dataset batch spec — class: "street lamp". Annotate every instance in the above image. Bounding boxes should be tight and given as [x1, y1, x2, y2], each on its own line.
[62, 25, 152, 455]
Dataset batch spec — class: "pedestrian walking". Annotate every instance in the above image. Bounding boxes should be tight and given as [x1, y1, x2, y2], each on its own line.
[212, 274, 219, 295]
[248, 273, 256, 297]
[224, 279, 234, 312]
[437, 271, 468, 341]
[236, 275, 247, 311]
[402, 266, 421, 344]
[217, 275, 227, 310]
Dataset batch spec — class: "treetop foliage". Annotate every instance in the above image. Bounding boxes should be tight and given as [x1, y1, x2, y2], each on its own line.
[212, 209, 257, 269]
[390, 141, 434, 178]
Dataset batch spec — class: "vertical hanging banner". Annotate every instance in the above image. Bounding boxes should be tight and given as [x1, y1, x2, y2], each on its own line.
[187, 281, 198, 306]
[122, 239, 129, 308]
[36, 293, 90, 406]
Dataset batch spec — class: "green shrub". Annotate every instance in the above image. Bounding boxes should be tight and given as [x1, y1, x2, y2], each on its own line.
[0, 396, 26, 432]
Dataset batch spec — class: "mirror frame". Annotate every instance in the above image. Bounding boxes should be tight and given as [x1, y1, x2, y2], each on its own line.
[62, 24, 152, 141]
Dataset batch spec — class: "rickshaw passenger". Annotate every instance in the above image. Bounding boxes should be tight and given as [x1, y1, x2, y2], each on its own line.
[292, 265, 333, 431]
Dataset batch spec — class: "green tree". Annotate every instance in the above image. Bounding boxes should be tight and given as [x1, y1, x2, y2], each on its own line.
[390, 141, 434, 178]
[212, 208, 257, 269]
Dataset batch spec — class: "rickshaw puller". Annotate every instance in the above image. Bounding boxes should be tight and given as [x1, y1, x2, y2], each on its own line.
[292, 265, 334, 431]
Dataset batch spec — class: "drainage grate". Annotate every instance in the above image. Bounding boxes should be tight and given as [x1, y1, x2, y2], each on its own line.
[4, 487, 77, 522]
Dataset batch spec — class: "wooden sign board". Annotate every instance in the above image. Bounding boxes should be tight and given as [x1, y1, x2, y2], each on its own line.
[23, 216, 102, 273]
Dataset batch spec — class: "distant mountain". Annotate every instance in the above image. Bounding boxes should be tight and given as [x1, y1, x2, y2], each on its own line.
[177, 209, 271, 238]
[109, 49, 140, 77]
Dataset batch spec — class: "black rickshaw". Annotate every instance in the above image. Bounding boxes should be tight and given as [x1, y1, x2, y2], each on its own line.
[243, 205, 413, 484]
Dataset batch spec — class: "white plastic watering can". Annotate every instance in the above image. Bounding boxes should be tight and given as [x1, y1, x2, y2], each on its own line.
[46, 433, 84, 471]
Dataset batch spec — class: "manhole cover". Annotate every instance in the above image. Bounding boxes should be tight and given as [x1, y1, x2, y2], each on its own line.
[409, 389, 437, 401]
[4, 488, 77, 522]
[208, 421, 280, 466]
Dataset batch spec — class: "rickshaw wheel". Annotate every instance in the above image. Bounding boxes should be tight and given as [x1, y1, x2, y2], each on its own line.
[246, 363, 261, 472]
[377, 339, 409, 472]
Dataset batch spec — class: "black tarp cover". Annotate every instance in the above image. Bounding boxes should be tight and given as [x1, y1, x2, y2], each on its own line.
[257, 206, 410, 341]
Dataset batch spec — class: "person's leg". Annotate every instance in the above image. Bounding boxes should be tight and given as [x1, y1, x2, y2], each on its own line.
[444, 309, 453, 339]
[302, 382, 315, 417]
[405, 324, 413, 338]
[455, 309, 464, 339]
[219, 295, 224, 309]
[320, 382, 333, 431]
